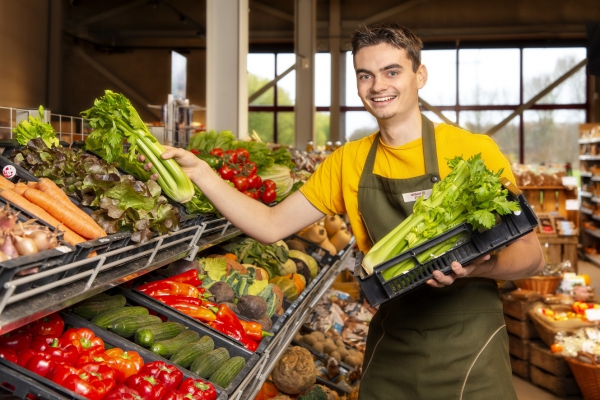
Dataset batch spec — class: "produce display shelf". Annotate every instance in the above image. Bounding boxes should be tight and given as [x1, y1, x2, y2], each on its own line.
[580, 155, 600, 161]
[580, 172, 593, 178]
[0, 224, 242, 334]
[579, 138, 600, 144]
[581, 207, 594, 215]
[584, 228, 600, 240]
[580, 191, 593, 197]
[231, 248, 353, 400]
[585, 253, 600, 268]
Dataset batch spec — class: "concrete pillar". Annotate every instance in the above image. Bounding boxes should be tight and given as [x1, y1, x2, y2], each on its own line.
[47, 0, 63, 112]
[294, 0, 316, 149]
[329, 0, 341, 143]
[206, 0, 248, 138]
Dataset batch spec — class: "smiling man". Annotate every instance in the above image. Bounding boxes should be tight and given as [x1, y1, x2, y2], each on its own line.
[153, 23, 544, 400]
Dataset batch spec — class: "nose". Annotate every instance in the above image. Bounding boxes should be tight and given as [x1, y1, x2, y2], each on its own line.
[371, 76, 387, 93]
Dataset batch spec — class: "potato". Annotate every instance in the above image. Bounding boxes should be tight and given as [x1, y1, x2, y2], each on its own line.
[323, 343, 337, 355]
[311, 331, 325, 342]
[303, 335, 317, 346]
[330, 351, 341, 362]
[337, 347, 349, 360]
[344, 355, 362, 367]
[323, 338, 335, 346]
[334, 339, 345, 348]
[312, 342, 324, 353]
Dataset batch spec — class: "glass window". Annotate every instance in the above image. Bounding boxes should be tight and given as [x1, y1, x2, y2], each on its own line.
[346, 111, 378, 142]
[421, 111, 457, 124]
[277, 112, 295, 146]
[459, 49, 520, 105]
[248, 112, 274, 143]
[345, 52, 363, 106]
[420, 50, 457, 106]
[459, 111, 519, 164]
[248, 54, 275, 106]
[523, 109, 585, 168]
[316, 112, 330, 146]
[315, 54, 331, 107]
[523, 48, 586, 104]
[277, 54, 296, 106]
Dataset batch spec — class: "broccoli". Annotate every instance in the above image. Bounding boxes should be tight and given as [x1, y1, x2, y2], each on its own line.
[297, 385, 328, 400]
[199, 257, 227, 281]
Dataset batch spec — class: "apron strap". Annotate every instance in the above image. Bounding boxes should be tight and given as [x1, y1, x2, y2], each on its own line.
[421, 114, 440, 182]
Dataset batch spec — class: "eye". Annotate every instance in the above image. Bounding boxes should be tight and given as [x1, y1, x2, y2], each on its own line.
[358, 74, 371, 80]
[388, 70, 399, 76]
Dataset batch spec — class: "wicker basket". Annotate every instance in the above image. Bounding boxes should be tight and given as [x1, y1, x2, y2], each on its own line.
[527, 302, 595, 347]
[513, 275, 562, 295]
[566, 352, 600, 400]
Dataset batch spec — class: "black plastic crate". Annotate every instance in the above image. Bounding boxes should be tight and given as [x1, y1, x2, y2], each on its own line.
[0, 358, 84, 400]
[63, 293, 254, 397]
[288, 234, 338, 268]
[354, 193, 539, 306]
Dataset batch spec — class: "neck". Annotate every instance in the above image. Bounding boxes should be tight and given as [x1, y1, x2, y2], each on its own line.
[378, 107, 422, 147]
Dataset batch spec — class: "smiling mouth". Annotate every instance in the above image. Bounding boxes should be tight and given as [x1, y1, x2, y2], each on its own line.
[371, 96, 396, 102]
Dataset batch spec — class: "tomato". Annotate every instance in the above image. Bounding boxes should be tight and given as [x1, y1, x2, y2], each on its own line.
[550, 343, 563, 353]
[190, 149, 201, 155]
[232, 176, 249, 192]
[218, 165, 235, 181]
[263, 179, 276, 191]
[235, 148, 250, 161]
[209, 148, 224, 157]
[245, 161, 258, 176]
[242, 190, 255, 199]
[261, 188, 276, 204]
[224, 150, 237, 164]
[246, 174, 262, 190]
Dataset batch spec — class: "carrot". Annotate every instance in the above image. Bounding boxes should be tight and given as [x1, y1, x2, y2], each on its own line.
[22, 188, 106, 240]
[0, 189, 85, 245]
[12, 183, 28, 195]
[36, 178, 107, 237]
[0, 176, 15, 189]
[26, 181, 38, 189]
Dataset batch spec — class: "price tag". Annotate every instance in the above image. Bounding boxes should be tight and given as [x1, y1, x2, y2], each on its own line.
[561, 176, 578, 187]
[566, 199, 580, 211]
[585, 308, 600, 322]
[2, 165, 16, 180]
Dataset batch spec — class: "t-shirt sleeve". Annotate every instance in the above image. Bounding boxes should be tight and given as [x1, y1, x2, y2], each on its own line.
[477, 135, 516, 184]
[299, 147, 346, 216]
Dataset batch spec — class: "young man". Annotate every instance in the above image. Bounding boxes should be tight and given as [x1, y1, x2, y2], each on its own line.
[154, 23, 544, 399]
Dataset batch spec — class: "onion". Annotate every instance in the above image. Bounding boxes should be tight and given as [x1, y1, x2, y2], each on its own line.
[0, 235, 19, 259]
[12, 235, 38, 256]
[0, 209, 17, 232]
[27, 231, 54, 252]
[0, 250, 9, 262]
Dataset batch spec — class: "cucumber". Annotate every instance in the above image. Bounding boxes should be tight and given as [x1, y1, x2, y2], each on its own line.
[209, 356, 246, 389]
[190, 347, 230, 378]
[170, 336, 214, 368]
[134, 322, 186, 348]
[91, 306, 149, 329]
[73, 294, 126, 320]
[107, 315, 162, 338]
[150, 330, 200, 358]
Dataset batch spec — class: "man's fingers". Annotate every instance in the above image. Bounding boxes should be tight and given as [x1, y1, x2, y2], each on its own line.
[150, 173, 158, 181]
[451, 261, 469, 278]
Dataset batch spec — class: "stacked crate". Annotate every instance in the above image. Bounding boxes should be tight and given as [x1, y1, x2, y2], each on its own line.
[529, 341, 581, 398]
[502, 291, 540, 380]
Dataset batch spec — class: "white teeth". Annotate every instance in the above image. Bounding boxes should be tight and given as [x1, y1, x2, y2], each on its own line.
[373, 96, 395, 102]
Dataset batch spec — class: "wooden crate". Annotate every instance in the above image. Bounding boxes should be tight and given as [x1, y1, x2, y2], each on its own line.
[501, 292, 541, 321]
[509, 334, 530, 361]
[530, 365, 581, 397]
[530, 341, 572, 377]
[538, 235, 579, 268]
[511, 356, 530, 380]
[505, 314, 539, 340]
[521, 187, 578, 228]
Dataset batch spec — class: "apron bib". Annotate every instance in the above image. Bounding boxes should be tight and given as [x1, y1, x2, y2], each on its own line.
[357, 115, 516, 400]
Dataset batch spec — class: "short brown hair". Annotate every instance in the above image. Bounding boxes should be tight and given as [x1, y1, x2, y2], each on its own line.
[351, 23, 423, 72]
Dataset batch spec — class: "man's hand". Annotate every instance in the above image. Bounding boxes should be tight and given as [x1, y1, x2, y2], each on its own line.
[426, 254, 493, 288]
[138, 146, 204, 181]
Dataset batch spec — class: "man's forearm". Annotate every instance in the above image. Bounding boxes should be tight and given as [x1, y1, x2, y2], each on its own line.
[471, 231, 545, 280]
[190, 162, 325, 244]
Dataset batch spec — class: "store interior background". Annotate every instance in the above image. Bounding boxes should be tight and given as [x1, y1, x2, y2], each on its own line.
[2, 1, 600, 399]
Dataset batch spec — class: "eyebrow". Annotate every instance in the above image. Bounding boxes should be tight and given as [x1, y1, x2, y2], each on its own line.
[356, 63, 403, 75]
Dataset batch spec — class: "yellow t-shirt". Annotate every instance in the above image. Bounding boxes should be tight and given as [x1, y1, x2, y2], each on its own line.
[299, 123, 516, 253]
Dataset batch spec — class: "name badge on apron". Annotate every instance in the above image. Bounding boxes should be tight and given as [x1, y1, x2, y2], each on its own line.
[402, 189, 432, 203]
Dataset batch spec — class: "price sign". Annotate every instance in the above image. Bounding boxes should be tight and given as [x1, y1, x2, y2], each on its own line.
[585, 308, 600, 322]
[561, 176, 578, 188]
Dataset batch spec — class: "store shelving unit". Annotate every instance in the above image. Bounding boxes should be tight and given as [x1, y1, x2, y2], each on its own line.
[579, 123, 600, 267]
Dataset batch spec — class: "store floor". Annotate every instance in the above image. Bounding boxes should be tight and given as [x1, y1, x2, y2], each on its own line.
[512, 259, 600, 400]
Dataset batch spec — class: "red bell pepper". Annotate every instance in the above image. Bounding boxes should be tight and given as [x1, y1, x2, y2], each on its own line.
[75, 348, 110, 368]
[81, 363, 117, 393]
[137, 280, 200, 298]
[0, 347, 17, 363]
[30, 335, 56, 352]
[239, 320, 273, 342]
[0, 331, 32, 351]
[42, 338, 79, 365]
[169, 303, 216, 323]
[208, 304, 258, 351]
[178, 378, 217, 400]
[162, 391, 199, 400]
[21, 352, 56, 377]
[28, 313, 64, 337]
[153, 295, 203, 307]
[139, 361, 183, 391]
[61, 328, 105, 354]
[103, 348, 143, 383]
[124, 373, 167, 400]
[169, 270, 203, 287]
[48, 364, 107, 400]
[105, 385, 143, 400]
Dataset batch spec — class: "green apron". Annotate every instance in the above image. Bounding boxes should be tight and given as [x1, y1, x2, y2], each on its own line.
[357, 115, 516, 400]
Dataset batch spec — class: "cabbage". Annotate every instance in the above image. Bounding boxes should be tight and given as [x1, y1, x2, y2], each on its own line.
[288, 250, 319, 279]
[258, 165, 295, 200]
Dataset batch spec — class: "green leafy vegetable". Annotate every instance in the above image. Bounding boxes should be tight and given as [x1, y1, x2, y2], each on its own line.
[12, 106, 59, 148]
[199, 257, 227, 281]
[82, 90, 194, 204]
[224, 237, 289, 279]
[362, 154, 521, 279]
[257, 164, 295, 201]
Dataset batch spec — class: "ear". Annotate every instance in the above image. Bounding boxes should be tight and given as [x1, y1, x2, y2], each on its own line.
[417, 64, 428, 89]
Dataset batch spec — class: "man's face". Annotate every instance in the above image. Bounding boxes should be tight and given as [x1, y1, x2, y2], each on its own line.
[354, 43, 427, 122]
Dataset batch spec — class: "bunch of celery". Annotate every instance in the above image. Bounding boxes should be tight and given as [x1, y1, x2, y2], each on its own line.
[81, 90, 195, 204]
[12, 105, 59, 148]
[362, 154, 521, 280]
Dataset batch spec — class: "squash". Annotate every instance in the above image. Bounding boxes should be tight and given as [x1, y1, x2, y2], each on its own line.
[246, 265, 270, 281]
[299, 225, 328, 245]
[270, 276, 300, 301]
[329, 229, 352, 253]
[319, 237, 338, 256]
[324, 215, 343, 237]
[284, 273, 306, 293]
[277, 259, 297, 275]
